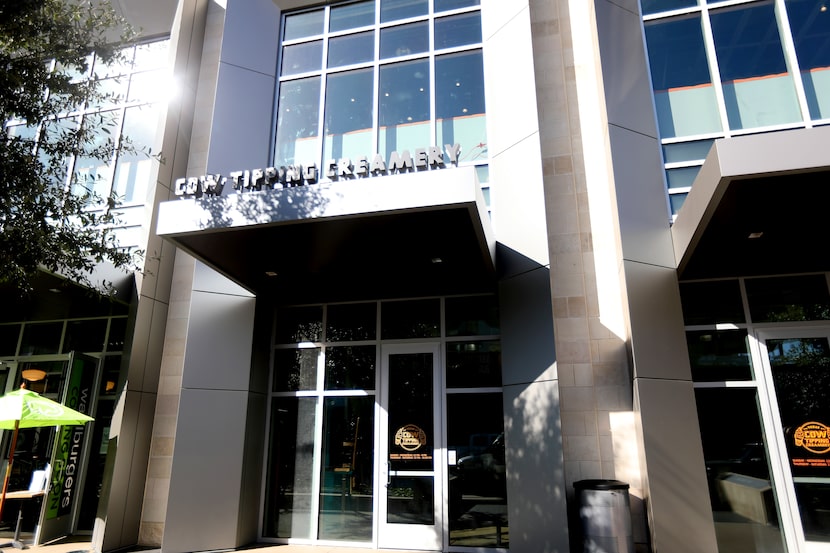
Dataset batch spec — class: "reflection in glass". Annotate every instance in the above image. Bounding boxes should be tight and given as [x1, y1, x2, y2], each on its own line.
[324, 69, 373, 162]
[326, 302, 376, 341]
[63, 319, 107, 353]
[695, 388, 785, 553]
[640, 0, 696, 16]
[679, 280, 745, 325]
[644, 15, 721, 138]
[387, 476, 434, 524]
[330, 1, 375, 32]
[325, 346, 376, 390]
[786, 0, 830, 120]
[127, 70, 167, 103]
[275, 77, 321, 167]
[686, 330, 751, 381]
[436, 50, 487, 162]
[114, 104, 160, 203]
[381, 299, 440, 339]
[387, 352, 434, 523]
[666, 166, 699, 189]
[284, 9, 325, 40]
[273, 348, 320, 392]
[710, 3, 801, 130]
[745, 274, 830, 322]
[72, 111, 121, 198]
[19, 322, 63, 356]
[380, 0, 428, 23]
[0, 325, 20, 356]
[328, 32, 374, 68]
[447, 393, 507, 547]
[445, 295, 499, 336]
[263, 397, 317, 538]
[446, 341, 501, 388]
[275, 305, 323, 343]
[662, 140, 714, 164]
[282, 41, 323, 75]
[435, 13, 482, 50]
[133, 40, 170, 71]
[767, 337, 830, 541]
[379, 59, 430, 158]
[379, 21, 429, 59]
[435, 0, 480, 11]
[318, 396, 375, 540]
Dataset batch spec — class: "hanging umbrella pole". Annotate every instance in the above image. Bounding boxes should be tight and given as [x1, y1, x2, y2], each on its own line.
[0, 419, 20, 521]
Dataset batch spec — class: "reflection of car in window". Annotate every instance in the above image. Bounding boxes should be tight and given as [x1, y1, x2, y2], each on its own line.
[452, 433, 506, 497]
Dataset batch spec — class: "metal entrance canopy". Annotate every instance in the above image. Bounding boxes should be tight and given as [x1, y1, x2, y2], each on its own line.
[672, 126, 830, 280]
[157, 166, 496, 302]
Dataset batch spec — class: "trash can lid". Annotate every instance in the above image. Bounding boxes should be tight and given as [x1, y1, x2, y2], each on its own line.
[573, 479, 629, 491]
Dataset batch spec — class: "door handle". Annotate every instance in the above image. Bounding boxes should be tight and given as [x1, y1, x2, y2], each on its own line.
[386, 461, 391, 487]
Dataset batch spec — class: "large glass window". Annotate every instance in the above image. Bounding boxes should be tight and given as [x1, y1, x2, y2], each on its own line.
[710, 3, 801, 130]
[641, 0, 830, 216]
[275, 1, 486, 173]
[265, 295, 504, 544]
[785, 0, 830, 120]
[644, 14, 722, 138]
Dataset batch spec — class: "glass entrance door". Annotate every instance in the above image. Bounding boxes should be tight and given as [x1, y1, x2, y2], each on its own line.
[758, 329, 830, 552]
[378, 343, 442, 551]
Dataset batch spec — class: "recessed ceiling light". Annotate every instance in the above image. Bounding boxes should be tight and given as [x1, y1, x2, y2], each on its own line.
[265, 271, 279, 277]
[748, 232, 763, 239]
[431, 257, 443, 264]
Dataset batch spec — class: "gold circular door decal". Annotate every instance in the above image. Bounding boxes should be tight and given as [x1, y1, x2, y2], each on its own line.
[395, 424, 427, 452]
[794, 421, 830, 454]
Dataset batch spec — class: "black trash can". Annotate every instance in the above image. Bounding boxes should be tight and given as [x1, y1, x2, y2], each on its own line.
[573, 479, 634, 553]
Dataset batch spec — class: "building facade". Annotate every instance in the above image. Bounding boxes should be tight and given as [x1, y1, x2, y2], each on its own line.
[2, 1, 829, 553]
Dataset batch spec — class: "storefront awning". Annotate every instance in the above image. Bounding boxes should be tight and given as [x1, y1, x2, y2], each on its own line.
[671, 126, 830, 280]
[157, 166, 495, 302]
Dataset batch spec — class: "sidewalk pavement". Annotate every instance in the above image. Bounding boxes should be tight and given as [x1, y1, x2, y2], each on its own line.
[12, 538, 427, 553]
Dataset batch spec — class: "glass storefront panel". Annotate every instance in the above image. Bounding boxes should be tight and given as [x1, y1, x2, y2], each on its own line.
[445, 295, 499, 336]
[326, 302, 376, 341]
[0, 325, 20, 357]
[267, 296, 503, 546]
[695, 387, 786, 553]
[687, 330, 752, 382]
[446, 341, 501, 388]
[274, 78, 322, 167]
[330, 1, 375, 32]
[328, 32, 374, 68]
[786, 0, 830, 120]
[273, 348, 320, 392]
[379, 21, 429, 59]
[381, 299, 440, 339]
[745, 275, 830, 323]
[19, 323, 63, 356]
[282, 40, 323, 75]
[680, 280, 745, 325]
[318, 396, 375, 540]
[275, 305, 323, 343]
[640, 0, 696, 16]
[436, 50, 487, 162]
[435, 0, 479, 11]
[113, 104, 161, 204]
[447, 392, 507, 547]
[379, 59, 430, 159]
[380, 0, 428, 23]
[323, 69, 374, 162]
[284, 10, 325, 40]
[767, 336, 830, 542]
[434, 12, 481, 50]
[63, 319, 107, 354]
[644, 14, 722, 138]
[325, 346, 376, 390]
[263, 397, 317, 538]
[710, 3, 801, 130]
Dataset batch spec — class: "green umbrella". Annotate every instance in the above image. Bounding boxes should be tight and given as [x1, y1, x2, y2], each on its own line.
[0, 385, 93, 520]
